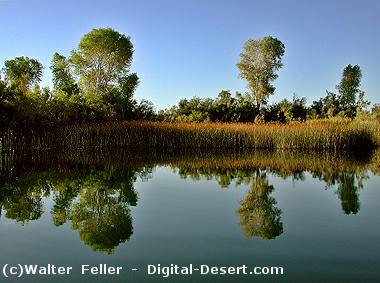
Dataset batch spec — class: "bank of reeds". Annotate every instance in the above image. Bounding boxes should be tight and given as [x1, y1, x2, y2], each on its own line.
[58, 121, 379, 151]
[1, 120, 379, 151]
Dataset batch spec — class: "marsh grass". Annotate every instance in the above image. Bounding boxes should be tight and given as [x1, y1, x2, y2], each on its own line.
[1, 120, 379, 151]
[58, 120, 379, 151]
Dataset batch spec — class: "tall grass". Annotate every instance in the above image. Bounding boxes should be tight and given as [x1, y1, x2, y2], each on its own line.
[59, 120, 379, 151]
[1, 120, 380, 151]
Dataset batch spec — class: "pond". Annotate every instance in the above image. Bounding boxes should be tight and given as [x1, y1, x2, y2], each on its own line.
[0, 149, 379, 282]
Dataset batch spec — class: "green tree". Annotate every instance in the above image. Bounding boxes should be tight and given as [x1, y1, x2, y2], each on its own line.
[235, 92, 257, 122]
[213, 90, 237, 122]
[102, 72, 139, 119]
[70, 28, 136, 96]
[356, 90, 370, 113]
[237, 36, 285, 110]
[336, 64, 362, 117]
[3, 57, 43, 91]
[50, 53, 79, 95]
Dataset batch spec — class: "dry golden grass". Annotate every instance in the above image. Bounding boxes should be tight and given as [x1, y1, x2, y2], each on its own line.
[58, 120, 380, 150]
[1, 120, 379, 151]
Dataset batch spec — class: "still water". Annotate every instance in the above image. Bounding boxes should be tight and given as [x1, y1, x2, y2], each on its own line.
[0, 150, 379, 282]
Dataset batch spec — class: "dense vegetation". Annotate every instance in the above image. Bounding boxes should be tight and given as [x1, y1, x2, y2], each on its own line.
[157, 90, 378, 123]
[1, 120, 378, 152]
[0, 28, 155, 134]
[158, 63, 378, 123]
[1, 28, 379, 151]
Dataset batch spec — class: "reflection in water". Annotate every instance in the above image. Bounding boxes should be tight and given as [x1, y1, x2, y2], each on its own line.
[237, 171, 283, 239]
[0, 176, 49, 224]
[336, 173, 361, 215]
[69, 188, 133, 253]
[1, 187, 44, 224]
[0, 149, 379, 251]
[51, 170, 140, 253]
[0, 165, 145, 253]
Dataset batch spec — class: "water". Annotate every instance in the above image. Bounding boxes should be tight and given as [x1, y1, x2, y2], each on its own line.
[0, 150, 379, 282]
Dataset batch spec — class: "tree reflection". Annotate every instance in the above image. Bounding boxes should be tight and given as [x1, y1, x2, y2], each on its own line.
[0, 165, 142, 253]
[51, 169, 139, 253]
[70, 188, 133, 253]
[237, 171, 283, 239]
[2, 189, 43, 223]
[0, 176, 50, 224]
[336, 173, 361, 215]
[0, 149, 377, 251]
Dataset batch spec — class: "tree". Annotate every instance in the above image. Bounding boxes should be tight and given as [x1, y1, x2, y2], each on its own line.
[214, 90, 237, 122]
[102, 72, 139, 119]
[50, 53, 79, 95]
[234, 92, 258, 122]
[336, 64, 362, 117]
[70, 28, 135, 96]
[237, 36, 285, 110]
[3, 56, 43, 91]
[356, 90, 370, 113]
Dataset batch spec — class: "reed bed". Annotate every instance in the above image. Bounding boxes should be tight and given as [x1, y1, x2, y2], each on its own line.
[1, 120, 379, 151]
[58, 121, 379, 151]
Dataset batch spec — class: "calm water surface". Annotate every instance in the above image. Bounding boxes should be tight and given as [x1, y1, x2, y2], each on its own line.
[0, 150, 379, 282]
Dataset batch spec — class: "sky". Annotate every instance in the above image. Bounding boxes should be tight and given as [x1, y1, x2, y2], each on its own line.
[0, 0, 379, 110]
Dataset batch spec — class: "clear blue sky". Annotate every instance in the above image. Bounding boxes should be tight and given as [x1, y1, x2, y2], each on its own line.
[0, 0, 379, 109]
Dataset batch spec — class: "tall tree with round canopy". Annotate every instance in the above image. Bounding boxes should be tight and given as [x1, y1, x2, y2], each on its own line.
[70, 28, 137, 96]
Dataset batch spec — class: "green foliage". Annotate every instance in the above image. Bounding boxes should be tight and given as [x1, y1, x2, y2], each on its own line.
[3, 57, 43, 91]
[356, 90, 370, 113]
[337, 64, 362, 116]
[103, 73, 140, 120]
[309, 65, 368, 120]
[0, 164, 140, 253]
[0, 31, 377, 130]
[70, 28, 134, 96]
[0, 28, 152, 128]
[237, 36, 285, 110]
[50, 53, 79, 95]
[266, 95, 307, 123]
[133, 99, 155, 120]
[161, 90, 258, 122]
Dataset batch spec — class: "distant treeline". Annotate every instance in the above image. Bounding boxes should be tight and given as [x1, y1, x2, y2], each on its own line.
[1, 28, 379, 134]
[157, 89, 379, 123]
